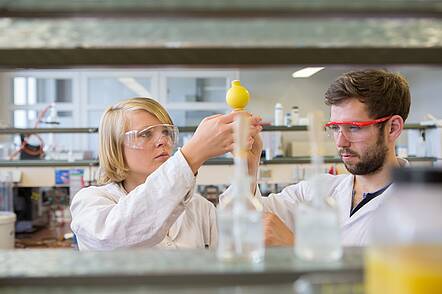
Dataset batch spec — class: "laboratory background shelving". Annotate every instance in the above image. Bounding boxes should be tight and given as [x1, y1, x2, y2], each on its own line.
[0, 124, 438, 168]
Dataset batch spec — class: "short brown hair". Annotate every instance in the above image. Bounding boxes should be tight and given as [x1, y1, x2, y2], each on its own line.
[98, 97, 173, 185]
[324, 69, 411, 121]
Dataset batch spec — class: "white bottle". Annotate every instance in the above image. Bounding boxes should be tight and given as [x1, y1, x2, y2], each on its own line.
[291, 106, 300, 125]
[274, 103, 284, 126]
[217, 113, 264, 263]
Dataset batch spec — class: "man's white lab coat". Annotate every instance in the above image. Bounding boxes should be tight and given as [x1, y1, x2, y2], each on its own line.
[223, 158, 408, 246]
[70, 150, 217, 250]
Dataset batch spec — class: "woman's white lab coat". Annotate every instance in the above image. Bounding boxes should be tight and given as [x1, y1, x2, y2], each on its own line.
[70, 150, 217, 250]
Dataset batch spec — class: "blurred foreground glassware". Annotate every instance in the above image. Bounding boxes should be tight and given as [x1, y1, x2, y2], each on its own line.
[366, 167, 442, 294]
[295, 112, 342, 262]
[217, 113, 264, 263]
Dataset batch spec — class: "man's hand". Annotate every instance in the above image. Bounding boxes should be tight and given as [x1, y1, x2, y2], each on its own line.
[247, 115, 263, 172]
[263, 212, 294, 247]
[247, 115, 263, 194]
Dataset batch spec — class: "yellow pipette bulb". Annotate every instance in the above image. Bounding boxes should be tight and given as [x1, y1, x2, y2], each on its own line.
[226, 80, 250, 111]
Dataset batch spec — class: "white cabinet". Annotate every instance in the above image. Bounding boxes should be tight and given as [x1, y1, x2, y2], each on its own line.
[4, 68, 239, 158]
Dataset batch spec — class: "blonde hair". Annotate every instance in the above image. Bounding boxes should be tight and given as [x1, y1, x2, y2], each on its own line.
[97, 97, 173, 185]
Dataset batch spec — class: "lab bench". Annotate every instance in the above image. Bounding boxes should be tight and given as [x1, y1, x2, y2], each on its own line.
[14, 223, 72, 249]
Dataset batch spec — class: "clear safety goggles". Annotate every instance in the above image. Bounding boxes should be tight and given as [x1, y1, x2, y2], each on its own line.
[324, 116, 391, 143]
[124, 124, 179, 150]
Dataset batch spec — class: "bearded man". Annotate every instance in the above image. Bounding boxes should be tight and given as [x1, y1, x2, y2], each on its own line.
[241, 69, 411, 246]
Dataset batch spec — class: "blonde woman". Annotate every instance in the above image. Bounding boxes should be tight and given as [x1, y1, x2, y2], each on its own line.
[70, 97, 261, 250]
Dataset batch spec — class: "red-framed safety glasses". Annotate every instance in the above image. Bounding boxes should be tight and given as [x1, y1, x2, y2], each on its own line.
[324, 116, 392, 142]
[325, 116, 392, 128]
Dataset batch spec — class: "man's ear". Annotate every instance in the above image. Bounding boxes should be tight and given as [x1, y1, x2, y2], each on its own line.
[387, 115, 404, 142]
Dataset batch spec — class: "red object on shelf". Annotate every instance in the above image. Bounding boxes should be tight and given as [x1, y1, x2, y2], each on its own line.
[328, 165, 338, 175]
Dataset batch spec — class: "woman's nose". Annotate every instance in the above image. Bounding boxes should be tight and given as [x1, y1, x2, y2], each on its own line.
[155, 133, 170, 147]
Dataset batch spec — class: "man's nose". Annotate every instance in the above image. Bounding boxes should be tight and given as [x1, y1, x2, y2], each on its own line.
[335, 130, 351, 148]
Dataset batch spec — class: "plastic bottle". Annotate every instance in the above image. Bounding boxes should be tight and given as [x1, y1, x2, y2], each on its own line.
[274, 103, 284, 126]
[366, 167, 442, 294]
[217, 113, 264, 263]
[291, 106, 300, 125]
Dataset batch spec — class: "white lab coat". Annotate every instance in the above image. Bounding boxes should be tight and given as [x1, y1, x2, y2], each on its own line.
[221, 158, 408, 246]
[70, 150, 217, 250]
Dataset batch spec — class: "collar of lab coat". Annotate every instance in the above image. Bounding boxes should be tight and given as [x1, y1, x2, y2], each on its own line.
[336, 157, 410, 225]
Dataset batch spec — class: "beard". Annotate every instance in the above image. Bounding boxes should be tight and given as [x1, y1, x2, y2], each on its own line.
[339, 133, 388, 175]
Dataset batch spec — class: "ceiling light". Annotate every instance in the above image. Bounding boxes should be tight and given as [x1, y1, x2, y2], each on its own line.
[292, 67, 325, 78]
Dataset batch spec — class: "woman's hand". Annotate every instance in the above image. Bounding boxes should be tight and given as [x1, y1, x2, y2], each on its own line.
[181, 113, 236, 174]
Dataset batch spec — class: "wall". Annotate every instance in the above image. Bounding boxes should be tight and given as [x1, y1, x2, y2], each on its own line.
[394, 66, 442, 123]
[240, 66, 341, 123]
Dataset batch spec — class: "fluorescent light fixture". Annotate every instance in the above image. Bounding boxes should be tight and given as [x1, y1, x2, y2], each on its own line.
[292, 67, 325, 78]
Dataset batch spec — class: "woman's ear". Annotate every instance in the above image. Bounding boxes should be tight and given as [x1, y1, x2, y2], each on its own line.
[387, 115, 404, 142]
